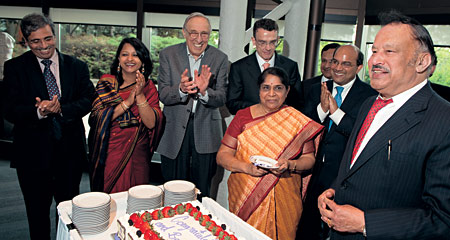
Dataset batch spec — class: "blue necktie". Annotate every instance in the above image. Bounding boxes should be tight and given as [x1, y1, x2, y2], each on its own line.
[41, 59, 62, 140]
[328, 86, 344, 130]
[41, 59, 60, 99]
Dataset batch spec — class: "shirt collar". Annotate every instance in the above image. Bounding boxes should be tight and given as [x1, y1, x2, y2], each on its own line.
[36, 50, 59, 66]
[380, 79, 428, 105]
[186, 44, 205, 61]
[255, 51, 275, 69]
[333, 76, 356, 91]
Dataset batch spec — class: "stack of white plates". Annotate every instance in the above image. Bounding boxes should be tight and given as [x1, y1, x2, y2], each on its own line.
[163, 180, 196, 206]
[72, 192, 111, 235]
[126, 185, 163, 214]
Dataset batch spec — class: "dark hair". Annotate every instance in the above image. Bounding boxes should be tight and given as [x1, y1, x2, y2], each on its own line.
[333, 45, 364, 66]
[111, 38, 153, 86]
[253, 18, 278, 37]
[378, 10, 436, 72]
[321, 43, 340, 56]
[20, 13, 55, 41]
[257, 67, 290, 89]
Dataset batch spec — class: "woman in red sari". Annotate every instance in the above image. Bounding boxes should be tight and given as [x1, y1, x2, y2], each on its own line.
[89, 38, 164, 193]
[217, 67, 323, 240]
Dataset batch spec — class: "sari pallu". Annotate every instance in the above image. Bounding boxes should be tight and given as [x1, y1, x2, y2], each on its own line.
[88, 74, 164, 193]
[226, 106, 323, 240]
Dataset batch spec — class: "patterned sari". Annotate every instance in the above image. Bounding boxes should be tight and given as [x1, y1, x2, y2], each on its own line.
[88, 74, 164, 193]
[223, 106, 323, 240]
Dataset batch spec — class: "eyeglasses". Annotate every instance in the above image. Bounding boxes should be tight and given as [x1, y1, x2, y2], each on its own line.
[255, 39, 280, 48]
[331, 59, 354, 68]
[186, 30, 210, 39]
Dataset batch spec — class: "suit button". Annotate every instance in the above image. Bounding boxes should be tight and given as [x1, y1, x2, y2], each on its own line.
[341, 182, 348, 190]
[182, 126, 186, 129]
[187, 109, 191, 113]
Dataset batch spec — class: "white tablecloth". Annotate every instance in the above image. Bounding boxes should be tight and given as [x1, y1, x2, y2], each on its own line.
[56, 191, 271, 240]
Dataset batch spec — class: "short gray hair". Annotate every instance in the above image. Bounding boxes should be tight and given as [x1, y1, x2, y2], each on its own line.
[183, 12, 211, 33]
[21, 13, 55, 40]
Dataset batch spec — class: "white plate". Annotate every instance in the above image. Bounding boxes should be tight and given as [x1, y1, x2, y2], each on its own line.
[128, 185, 163, 199]
[72, 192, 111, 209]
[164, 180, 195, 193]
[250, 155, 279, 169]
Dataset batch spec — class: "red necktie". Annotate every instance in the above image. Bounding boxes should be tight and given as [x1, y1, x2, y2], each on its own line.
[351, 98, 393, 164]
[262, 62, 270, 70]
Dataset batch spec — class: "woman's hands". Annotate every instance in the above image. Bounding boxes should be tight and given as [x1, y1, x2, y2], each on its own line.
[245, 163, 269, 177]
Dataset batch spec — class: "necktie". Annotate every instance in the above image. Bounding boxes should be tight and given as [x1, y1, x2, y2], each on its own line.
[41, 59, 60, 99]
[328, 86, 344, 130]
[262, 62, 270, 70]
[41, 59, 62, 140]
[351, 98, 393, 164]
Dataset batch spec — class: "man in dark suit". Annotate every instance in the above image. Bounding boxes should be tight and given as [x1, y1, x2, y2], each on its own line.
[300, 43, 340, 106]
[226, 18, 301, 114]
[318, 11, 450, 239]
[297, 45, 377, 240]
[2, 13, 94, 240]
[157, 12, 228, 197]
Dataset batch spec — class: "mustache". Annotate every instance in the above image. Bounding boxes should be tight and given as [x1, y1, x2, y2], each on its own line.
[372, 64, 389, 72]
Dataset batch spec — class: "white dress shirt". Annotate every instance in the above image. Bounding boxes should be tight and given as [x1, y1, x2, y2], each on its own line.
[36, 52, 60, 119]
[255, 52, 275, 72]
[350, 79, 428, 168]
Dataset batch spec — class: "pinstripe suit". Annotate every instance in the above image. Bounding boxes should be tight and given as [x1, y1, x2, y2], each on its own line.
[330, 83, 450, 239]
[157, 43, 228, 196]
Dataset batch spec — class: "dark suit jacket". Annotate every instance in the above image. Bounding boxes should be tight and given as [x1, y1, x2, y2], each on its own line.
[331, 83, 450, 239]
[3, 50, 94, 170]
[430, 82, 450, 102]
[303, 77, 377, 196]
[226, 52, 302, 114]
[300, 75, 323, 111]
[156, 43, 228, 159]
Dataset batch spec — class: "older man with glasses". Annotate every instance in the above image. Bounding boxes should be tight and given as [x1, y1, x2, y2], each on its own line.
[157, 12, 228, 198]
[226, 18, 302, 114]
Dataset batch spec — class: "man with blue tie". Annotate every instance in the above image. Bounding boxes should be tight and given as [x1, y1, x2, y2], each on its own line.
[298, 45, 376, 240]
[3, 13, 94, 240]
[318, 11, 450, 239]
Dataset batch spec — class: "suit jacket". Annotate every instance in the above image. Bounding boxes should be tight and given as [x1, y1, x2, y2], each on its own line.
[430, 82, 450, 102]
[300, 75, 323, 110]
[226, 52, 302, 114]
[303, 77, 377, 198]
[3, 50, 94, 170]
[156, 43, 228, 159]
[331, 83, 450, 240]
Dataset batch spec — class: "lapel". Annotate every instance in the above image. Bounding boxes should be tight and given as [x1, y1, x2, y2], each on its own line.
[57, 50, 69, 102]
[344, 84, 432, 177]
[179, 43, 192, 77]
[26, 51, 50, 99]
[246, 53, 263, 80]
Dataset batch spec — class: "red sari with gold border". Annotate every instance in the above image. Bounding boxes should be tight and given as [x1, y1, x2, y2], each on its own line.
[89, 74, 164, 193]
[223, 106, 323, 240]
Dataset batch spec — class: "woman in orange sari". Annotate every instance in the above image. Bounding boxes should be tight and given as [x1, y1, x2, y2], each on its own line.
[217, 67, 323, 240]
[89, 38, 164, 193]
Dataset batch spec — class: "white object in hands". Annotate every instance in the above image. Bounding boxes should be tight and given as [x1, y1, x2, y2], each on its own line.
[250, 155, 279, 169]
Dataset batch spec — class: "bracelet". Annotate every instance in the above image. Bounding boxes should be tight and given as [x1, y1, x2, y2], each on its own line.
[291, 161, 297, 172]
[137, 101, 148, 107]
[121, 102, 129, 111]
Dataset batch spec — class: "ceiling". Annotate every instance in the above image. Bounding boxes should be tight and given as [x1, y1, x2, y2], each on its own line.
[1, 0, 450, 25]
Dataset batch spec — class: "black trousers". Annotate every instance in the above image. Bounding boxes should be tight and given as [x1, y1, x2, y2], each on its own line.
[161, 116, 217, 197]
[16, 144, 83, 240]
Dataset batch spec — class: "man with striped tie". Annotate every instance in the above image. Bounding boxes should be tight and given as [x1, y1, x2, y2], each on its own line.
[318, 11, 450, 240]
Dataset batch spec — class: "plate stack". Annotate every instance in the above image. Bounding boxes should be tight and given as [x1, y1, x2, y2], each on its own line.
[72, 192, 111, 235]
[163, 180, 196, 206]
[126, 185, 163, 214]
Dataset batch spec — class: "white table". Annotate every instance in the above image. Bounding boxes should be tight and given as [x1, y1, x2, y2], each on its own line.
[56, 191, 271, 240]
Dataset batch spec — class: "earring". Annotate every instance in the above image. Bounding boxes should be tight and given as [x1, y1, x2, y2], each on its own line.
[141, 64, 145, 73]
[117, 65, 121, 73]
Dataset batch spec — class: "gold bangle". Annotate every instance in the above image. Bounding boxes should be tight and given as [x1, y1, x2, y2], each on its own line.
[137, 101, 148, 107]
[121, 102, 129, 111]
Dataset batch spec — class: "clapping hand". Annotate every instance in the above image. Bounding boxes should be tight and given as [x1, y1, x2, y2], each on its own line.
[194, 65, 211, 96]
[36, 95, 61, 116]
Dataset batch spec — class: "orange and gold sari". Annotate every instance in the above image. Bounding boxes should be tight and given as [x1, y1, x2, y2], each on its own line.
[223, 106, 323, 240]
